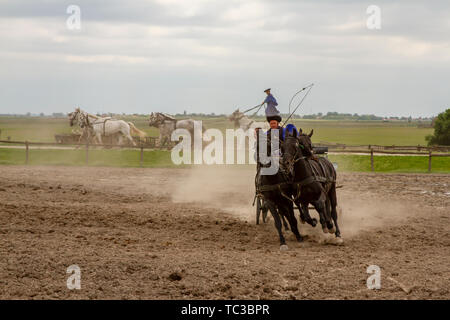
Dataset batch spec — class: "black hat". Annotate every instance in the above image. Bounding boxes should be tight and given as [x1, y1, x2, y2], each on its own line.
[264, 88, 271, 92]
[266, 115, 282, 123]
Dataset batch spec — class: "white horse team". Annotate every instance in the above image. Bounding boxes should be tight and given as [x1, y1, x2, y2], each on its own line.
[69, 108, 264, 147]
[69, 108, 146, 146]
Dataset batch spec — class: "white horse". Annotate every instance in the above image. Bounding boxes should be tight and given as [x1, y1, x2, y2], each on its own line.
[69, 108, 140, 146]
[228, 109, 269, 131]
[85, 113, 148, 142]
[148, 112, 206, 147]
[68, 108, 93, 145]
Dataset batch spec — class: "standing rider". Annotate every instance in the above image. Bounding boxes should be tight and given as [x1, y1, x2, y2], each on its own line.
[255, 88, 283, 166]
[262, 88, 282, 124]
[254, 88, 283, 160]
[262, 88, 283, 154]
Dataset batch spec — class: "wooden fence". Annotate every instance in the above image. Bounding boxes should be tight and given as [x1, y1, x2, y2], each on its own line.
[0, 139, 169, 168]
[316, 141, 450, 153]
[327, 148, 450, 172]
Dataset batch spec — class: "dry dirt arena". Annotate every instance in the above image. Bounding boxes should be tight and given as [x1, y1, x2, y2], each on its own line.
[0, 165, 448, 300]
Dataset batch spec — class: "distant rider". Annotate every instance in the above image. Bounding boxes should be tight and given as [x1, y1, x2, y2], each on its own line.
[262, 88, 282, 124]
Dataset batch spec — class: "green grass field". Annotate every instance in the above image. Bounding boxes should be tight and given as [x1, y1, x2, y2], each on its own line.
[0, 116, 434, 145]
[0, 148, 448, 173]
[328, 154, 449, 173]
[0, 116, 447, 172]
[0, 148, 180, 168]
[290, 120, 433, 146]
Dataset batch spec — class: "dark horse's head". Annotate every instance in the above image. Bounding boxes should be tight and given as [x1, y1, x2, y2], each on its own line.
[282, 132, 303, 173]
[282, 129, 315, 172]
[297, 129, 314, 154]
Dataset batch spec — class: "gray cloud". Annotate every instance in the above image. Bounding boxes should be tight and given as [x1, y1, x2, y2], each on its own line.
[0, 0, 448, 117]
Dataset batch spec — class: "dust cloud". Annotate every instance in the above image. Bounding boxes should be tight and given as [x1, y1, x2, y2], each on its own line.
[171, 165, 257, 221]
[170, 165, 414, 238]
[337, 195, 414, 237]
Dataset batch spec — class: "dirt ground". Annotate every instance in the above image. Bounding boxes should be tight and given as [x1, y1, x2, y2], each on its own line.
[0, 165, 448, 300]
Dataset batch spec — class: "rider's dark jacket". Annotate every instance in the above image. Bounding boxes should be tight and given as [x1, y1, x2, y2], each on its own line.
[254, 126, 284, 164]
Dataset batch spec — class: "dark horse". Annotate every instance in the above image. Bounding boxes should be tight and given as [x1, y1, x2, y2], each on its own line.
[282, 132, 340, 239]
[297, 131, 342, 240]
[256, 131, 304, 250]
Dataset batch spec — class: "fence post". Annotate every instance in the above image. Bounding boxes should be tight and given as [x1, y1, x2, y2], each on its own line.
[428, 151, 432, 173]
[25, 141, 29, 165]
[370, 148, 374, 172]
[85, 141, 89, 166]
[140, 144, 144, 168]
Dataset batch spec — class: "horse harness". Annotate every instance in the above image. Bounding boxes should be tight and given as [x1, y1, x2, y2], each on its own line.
[256, 154, 335, 204]
[82, 114, 120, 136]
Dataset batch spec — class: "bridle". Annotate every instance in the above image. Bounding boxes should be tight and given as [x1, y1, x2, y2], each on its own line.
[78, 111, 93, 129]
[282, 136, 305, 173]
[150, 113, 176, 127]
[297, 134, 313, 154]
[149, 115, 163, 127]
[69, 110, 80, 127]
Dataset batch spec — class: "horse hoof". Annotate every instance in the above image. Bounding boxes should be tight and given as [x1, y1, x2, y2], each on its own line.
[335, 237, 344, 245]
[311, 219, 318, 227]
[280, 244, 289, 251]
[300, 219, 305, 224]
[322, 227, 328, 234]
[328, 226, 336, 234]
[296, 236, 304, 243]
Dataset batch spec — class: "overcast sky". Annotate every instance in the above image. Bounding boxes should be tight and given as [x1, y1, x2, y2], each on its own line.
[0, 0, 448, 117]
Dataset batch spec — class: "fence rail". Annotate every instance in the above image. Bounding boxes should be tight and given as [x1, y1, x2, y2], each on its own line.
[326, 148, 450, 172]
[0, 139, 166, 167]
[316, 141, 450, 152]
[1, 140, 449, 172]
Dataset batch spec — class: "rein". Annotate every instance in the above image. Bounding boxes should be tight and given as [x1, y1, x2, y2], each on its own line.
[81, 112, 121, 136]
[242, 103, 264, 114]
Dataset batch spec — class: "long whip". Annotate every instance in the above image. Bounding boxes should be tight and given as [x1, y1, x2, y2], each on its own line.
[288, 83, 314, 114]
[282, 84, 314, 128]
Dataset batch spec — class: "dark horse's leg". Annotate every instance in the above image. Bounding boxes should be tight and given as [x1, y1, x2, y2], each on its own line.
[311, 192, 334, 234]
[329, 184, 342, 239]
[256, 197, 262, 225]
[282, 202, 303, 242]
[325, 196, 336, 234]
[297, 201, 317, 227]
[281, 215, 290, 231]
[262, 204, 269, 223]
[265, 200, 288, 249]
